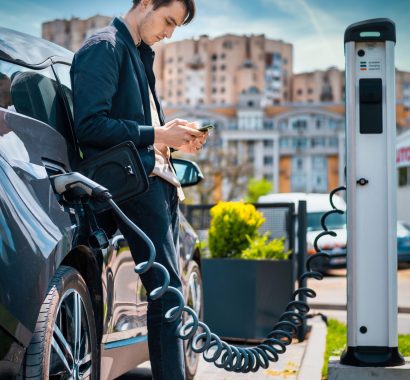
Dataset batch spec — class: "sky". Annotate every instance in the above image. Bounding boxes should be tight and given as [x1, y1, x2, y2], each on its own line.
[1, 0, 410, 73]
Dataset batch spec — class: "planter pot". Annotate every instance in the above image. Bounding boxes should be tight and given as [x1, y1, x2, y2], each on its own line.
[201, 258, 295, 340]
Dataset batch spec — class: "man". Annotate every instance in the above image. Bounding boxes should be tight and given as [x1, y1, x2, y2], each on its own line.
[70, 1, 203, 379]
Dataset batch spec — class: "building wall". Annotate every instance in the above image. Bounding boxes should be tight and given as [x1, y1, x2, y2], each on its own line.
[279, 156, 292, 193]
[42, 15, 112, 52]
[292, 67, 344, 103]
[327, 155, 339, 191]
[165, 103, 345, 197]
[153, 34, 293, 107]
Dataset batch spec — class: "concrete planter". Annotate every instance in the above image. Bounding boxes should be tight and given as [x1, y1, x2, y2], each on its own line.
[202, 258, 295, 340]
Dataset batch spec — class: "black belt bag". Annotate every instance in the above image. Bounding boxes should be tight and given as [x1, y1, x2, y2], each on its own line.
[79, 141, 149, 213]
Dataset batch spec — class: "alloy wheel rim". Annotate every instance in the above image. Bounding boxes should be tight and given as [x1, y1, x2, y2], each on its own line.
[49, 289, 92, 379]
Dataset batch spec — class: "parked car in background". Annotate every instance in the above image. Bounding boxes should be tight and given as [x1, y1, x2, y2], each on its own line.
[258, 192, 347, 272]
[397, 220, 410, 265]
[0, 27, 203, 380]
[258, 192, 410, 272]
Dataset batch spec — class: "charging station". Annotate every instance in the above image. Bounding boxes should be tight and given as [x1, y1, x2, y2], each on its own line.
[341, 18, 404, 367]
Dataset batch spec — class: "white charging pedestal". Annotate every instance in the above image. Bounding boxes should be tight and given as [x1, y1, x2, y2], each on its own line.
[328, 17, 409, 380]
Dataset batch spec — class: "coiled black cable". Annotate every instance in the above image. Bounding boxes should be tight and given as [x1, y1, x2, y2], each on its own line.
[107, 186, 346, 372]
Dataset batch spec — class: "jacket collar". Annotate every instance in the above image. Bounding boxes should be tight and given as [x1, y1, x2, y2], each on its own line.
[112, 17, 154, 57]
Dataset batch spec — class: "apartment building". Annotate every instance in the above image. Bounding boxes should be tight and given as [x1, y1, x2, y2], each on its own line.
[292, 67, 345, 103]
[165, 91, 345, 199]
[153, 34, 293, 107]
[42, 15, 112, 52]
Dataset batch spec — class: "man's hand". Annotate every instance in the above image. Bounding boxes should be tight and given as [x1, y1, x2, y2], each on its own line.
[177, 122, 209, 154]
[154, 119, 203, 150]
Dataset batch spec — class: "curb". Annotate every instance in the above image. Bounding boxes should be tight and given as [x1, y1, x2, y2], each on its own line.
[297, 316, 327, 380]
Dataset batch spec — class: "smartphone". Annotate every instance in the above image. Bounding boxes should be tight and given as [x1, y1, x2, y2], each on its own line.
[198, 124, 215, 132]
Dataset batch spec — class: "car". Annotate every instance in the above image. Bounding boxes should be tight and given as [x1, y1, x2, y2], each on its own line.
[258, 192, 347, 272]
[258, 193, 410, 272]
[0, 27, 203, 380]
[397, 220, 410, 265]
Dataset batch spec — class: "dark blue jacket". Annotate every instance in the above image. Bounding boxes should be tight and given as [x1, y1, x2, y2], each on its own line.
[70, 17, 164, 175]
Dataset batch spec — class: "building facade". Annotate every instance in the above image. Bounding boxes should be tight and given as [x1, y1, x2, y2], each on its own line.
[153, 34, 293, 107]
[42, 15, 112, 52]
[292, 67, 345, 104]
[165, 93, 345, 199]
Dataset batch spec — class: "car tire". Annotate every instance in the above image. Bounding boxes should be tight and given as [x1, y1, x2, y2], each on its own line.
[20, 265, 98, 379]
[183, 261, 203, 380]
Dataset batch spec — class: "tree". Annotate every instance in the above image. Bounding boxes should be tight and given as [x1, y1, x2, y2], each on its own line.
[175, 137, 254, 204]
[245, 177, 273, 203]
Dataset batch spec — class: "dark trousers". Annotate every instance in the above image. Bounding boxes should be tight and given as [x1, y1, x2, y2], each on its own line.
[116, 176, 185, 380]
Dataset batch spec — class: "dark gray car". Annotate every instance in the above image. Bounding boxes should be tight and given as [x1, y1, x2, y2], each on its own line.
[0, 27, 203, 380]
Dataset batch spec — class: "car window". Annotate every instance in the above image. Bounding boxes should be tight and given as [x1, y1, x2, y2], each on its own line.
[0, 60, 72, 143]
[307, 211, 346, 231]
[52, 63, 73, 121]
[397, 221, 410, 237]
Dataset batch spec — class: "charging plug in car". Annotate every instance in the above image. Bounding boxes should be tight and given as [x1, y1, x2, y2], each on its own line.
[50, 172, 112, 201]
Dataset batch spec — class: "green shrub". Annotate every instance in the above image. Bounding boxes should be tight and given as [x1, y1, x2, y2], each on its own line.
[241, 233, 290, 260]
[208, 201, 265, 258]
[245, 177, 273, 203]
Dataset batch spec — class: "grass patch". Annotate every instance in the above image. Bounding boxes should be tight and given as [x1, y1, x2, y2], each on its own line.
[322, 318, 410, 379]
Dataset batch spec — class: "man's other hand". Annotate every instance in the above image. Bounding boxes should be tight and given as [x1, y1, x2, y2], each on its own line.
[154, 119, 203, 150]
[177, 121, 208, 154]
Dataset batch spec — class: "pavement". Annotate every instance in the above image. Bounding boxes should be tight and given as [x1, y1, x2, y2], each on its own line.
[117, 317, 326, 380]
[118, 268, 410, 379]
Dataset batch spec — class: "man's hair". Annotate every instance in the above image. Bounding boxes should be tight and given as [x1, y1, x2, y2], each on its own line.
[132, 0, 195, 25]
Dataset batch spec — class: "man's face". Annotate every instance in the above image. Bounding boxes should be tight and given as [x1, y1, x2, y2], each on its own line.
[139, 0, 187, 45]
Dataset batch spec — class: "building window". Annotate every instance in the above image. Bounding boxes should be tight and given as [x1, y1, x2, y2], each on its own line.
[279, 138, 289, 147]
[220, 64, 226, 71]
[399, 167, 410, 186]
[211, 54, 217, 61]
[297, 89, 303, 95]
[329, 137, 338, 147]
[295, 138, 308, 149]
[222, 40, 233, 49]
[264, 174, 274, 182]
[221, 53, 226, 59]
[292, 119, 307, 130]
[264, 156, 273, 165]
[308, 88, 313, 94]
[312, 137, 326, 148]
[312, 156, 326, 170]
[264, 140, 274, 148]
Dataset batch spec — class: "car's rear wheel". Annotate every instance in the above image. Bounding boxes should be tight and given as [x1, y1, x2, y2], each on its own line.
[183, 261, 203, 380]
[21, 266, 98, 379]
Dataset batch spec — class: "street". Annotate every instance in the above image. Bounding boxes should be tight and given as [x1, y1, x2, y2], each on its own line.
[308, 266, 410, 334]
